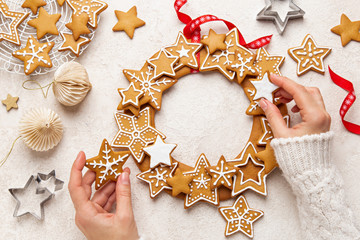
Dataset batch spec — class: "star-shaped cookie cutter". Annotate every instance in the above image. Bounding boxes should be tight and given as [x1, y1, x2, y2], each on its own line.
[256, 0, 305, 34]
[36, 170, 64, 194]
[9, 176, 53, 221]
[9, 170, 64, 220]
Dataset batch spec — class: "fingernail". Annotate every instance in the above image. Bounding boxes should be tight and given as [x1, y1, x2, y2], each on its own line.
[121, 172, 130, 185]
[259, 99, 268, 111]
[76, 151, 82, 160]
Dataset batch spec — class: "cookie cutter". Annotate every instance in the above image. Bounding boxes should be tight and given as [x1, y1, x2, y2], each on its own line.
[36, 170, 64, 194]
[256, 0, 305, 34]
[8, 170, 64, 220]
[9, 175, 53, 221]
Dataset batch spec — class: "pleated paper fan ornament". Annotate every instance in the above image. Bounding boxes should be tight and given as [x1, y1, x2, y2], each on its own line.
[19, 108, 63, 152]
[53, 62, 92, 106]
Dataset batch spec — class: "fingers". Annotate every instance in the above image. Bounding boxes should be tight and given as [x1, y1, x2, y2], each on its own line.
[68, 151, 89, 210]
[259, 99, 288, 138]
[91, 181, 116, 207]
[82, 170, 96, 198]
[103, 192, 116, 212]
[115, 169, 133, 217]
[270, 74, 313, 111]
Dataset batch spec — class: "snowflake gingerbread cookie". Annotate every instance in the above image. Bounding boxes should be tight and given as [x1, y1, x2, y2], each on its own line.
[86, 139, 130, 189]
[288, 34, 331, 76]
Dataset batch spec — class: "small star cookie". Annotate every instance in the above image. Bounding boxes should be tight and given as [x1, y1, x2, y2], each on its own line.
[219, 195, 264, 238]
[166, 168, 194, 197]
[147, 49, 179, 79]
[58, 32, 90, 57]
[137, 163, 178, 198]
[66, 0, 108, 29]
[21, 0, 46, 14]
[206, 155, 237, 190]
[331, 14, 360, 46]
[65, 13, 91, 40]
[2, 94, 19, 111]
[111, 107, 166, 163]
[229, 142, 267, 196]
[28, 7, 61, 39]
[0, 1, 29, 45]
[113, 6, 145, 39]
[255, 142, 277, 174]
[201, 29, 227, 54]
[12, 35, 54, 75]
[184, 154, 219, 209]
[257, 115, 289, 146]
[288, 34, 331, 76]
[118, 82, 144, 109]
[249, 72, 279, 103]
[143, 135, 177, 169]
[164, 31, 202, 70]
[86, 139, 130, 190]
[227, 48, 258, 84]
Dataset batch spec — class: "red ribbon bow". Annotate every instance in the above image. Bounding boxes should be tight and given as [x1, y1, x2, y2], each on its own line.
[329, 67, 360, 135]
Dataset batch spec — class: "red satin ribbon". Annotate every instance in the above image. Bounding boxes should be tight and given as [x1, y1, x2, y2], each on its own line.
[174, 0, 272, 49]
[329, 67, 360, 135]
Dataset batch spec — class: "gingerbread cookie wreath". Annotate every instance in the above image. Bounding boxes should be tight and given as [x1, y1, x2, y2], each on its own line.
[86, 28, 289, 238]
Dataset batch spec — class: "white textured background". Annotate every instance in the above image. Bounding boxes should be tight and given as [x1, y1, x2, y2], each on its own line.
[1, 0, 360, 239]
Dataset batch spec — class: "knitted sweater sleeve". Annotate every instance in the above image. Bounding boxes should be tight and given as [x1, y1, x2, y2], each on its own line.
[270, 131, 360, 240]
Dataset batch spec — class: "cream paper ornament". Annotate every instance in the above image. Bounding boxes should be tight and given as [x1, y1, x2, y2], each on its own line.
[19, 108, 63, 152]
[53, 62, 92, 106]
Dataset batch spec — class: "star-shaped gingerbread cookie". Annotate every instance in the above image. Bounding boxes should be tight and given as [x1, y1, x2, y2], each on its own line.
[227, 48, 258, 84]
[147, 49, 179, 79]
[112, 6, 145, 39]
[331, 14, 360, 46]
[65, 13, 91, 40]
[257, 115, 290, 146]
[255, 142, 277, 174]
[164, 31, 202, 70]
[12, 35, 54, 75]
[219, 195, 264, 238]
[143, 135, 177, 169]
[58, 32, 90, 57]
[111, 107, 166, 163]
[118, 82, 144, 109]
[184, 154, 219, 208]
[254, 47, 285, 78]
[201, 29, 227, 54]
[66, 0, 108, 29]
[28, 7, 61, 39]
[21, 0, 46, 14]
[86, 139, 130, 190]
[2, 94, 19, 111]
[0, 0, 29, 45]
[166, 168, 194, 197]
[137, 163, 177, 198]
[206, 155, 237, 190]
[288, 34, 331, 76]
[229, 142, 267, 196]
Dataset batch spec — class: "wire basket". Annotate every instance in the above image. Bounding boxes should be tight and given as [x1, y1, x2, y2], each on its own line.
[0, 0, 96, 75]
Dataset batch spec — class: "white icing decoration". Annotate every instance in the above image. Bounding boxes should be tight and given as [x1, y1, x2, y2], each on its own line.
[176, 46, 190, 58]
[58, 32, 90, 56]
[66, 0, 108, 28]
[143, 135, 177, 169]
[250, 72, 279, 102]
[119, 82, 144, 107]
[147, 49, 178, 79]
[209, 159, 236, 187]
[230, 51, 257, 78]
[258, 116, 290, 145]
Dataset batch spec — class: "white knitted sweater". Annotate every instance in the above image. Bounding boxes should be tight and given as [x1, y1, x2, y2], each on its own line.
[271, 131, 360, 240]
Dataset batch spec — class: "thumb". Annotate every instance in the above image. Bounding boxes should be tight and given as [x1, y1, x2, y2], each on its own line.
[259, 98, 288, 138]
[115, 170, 133, 216]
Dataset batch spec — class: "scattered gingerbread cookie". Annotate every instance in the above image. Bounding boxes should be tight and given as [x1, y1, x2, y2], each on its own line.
[21, 0, 46, 14]
[28, 7, 61, 39]
[58, 32, 90, 57]
[113, 6, 145, 39]
[2, 94, 19, 111]
[288, 34, 331, 76]
[12, 35, 54, 75]
[65, 13, 91, 40]
[219, 195, 264, 238]
[331, 14, 360, 46]
[137, 163, 178, 198]
[86, 139, 130, 190]
[0, 0, 29, 45]
[66, 0, 108, 29]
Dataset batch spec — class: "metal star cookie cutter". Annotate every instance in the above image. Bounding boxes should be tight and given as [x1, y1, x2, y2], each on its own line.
[36, 170, 64, 194]
[256, 0, 305, 34]
[9, 175, 54, 221]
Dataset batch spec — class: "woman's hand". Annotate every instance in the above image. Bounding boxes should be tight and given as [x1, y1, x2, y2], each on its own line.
[259, 74, 331, 138]
[68, 152, 139, 240]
